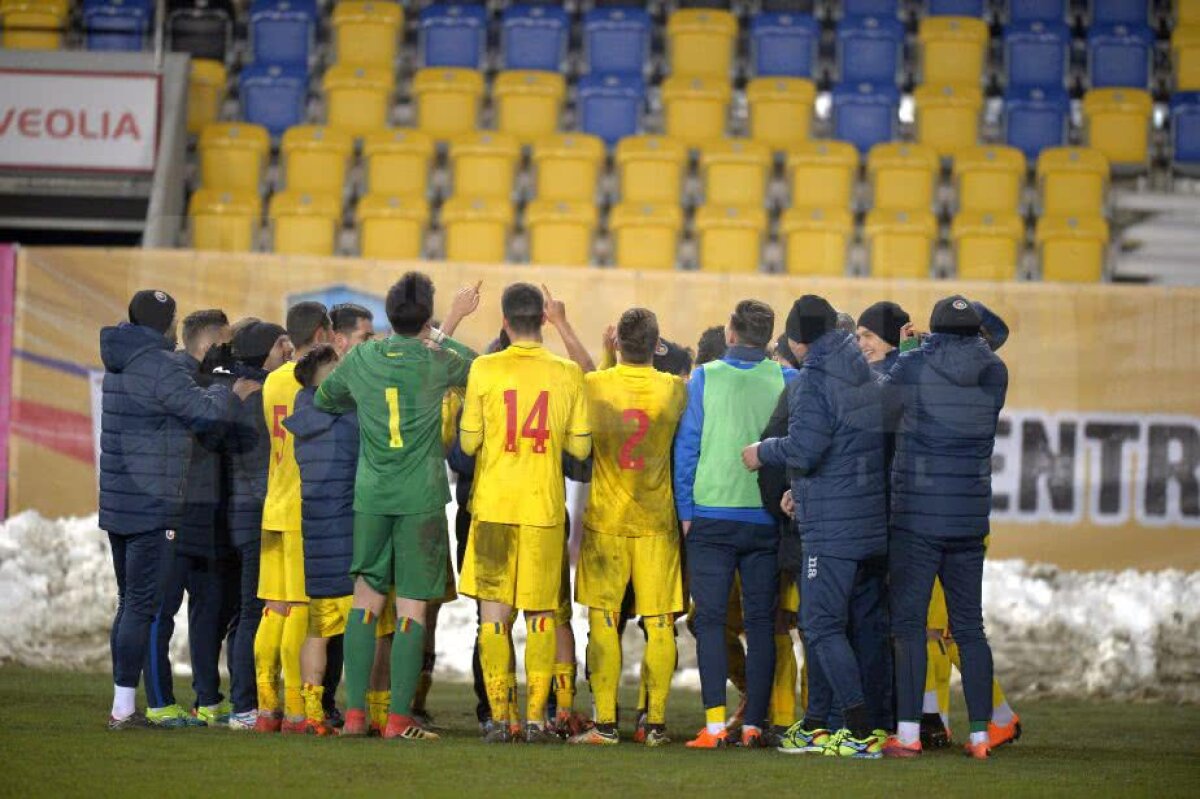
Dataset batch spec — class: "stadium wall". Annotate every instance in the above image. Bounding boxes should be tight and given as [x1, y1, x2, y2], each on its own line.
[6, 247, 1200, 570]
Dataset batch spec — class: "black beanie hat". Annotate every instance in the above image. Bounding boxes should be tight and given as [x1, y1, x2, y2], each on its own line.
[930, 295, 982, 336]
[653, 338, 693, 376]
[128, 289, 176, 335]
[857, 301, 911, 347]
[785, 295, 837, 345]
[232, 321, 286, 369]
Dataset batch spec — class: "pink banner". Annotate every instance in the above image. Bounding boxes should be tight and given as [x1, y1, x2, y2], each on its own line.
[0, 243, 13, 517]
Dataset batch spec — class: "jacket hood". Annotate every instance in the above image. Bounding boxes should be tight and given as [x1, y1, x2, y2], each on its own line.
[922, 333, 997, 386]
[804, 329, 873, 387]
[100, 323, 170, 372]
[283, 388, 338, 440]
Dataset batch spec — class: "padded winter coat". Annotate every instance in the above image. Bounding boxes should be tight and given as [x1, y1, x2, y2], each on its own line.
[172, 351, 232, 560]
[225, 364, 270, 550]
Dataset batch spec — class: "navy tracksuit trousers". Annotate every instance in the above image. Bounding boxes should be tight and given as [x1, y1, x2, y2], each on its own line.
[109, 530, 175, 691]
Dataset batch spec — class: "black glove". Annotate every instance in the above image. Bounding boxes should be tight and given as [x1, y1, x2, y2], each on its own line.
[199, 343, 237, 386]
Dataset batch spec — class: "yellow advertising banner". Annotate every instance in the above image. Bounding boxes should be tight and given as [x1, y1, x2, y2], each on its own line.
[8, 247, 1200, 570]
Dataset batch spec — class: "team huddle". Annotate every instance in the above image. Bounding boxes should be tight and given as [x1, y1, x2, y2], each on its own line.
[99, 272, 1017, 760]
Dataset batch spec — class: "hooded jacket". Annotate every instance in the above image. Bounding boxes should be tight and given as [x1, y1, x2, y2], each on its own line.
[172, 351, 232, 560]
[225, 363, 270, 549]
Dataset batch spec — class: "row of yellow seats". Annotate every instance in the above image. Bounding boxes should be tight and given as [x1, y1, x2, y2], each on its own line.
[1173, 24, 1200, 90]
[0, 0, 68, 50]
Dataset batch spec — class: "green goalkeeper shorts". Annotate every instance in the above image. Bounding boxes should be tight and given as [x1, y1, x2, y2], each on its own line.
[351, 509, 449, 600]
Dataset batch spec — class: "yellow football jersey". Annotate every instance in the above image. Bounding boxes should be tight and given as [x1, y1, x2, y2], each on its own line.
[261, 361, 303, 532]
[459, 342, 590, 527]
[441, 387, 464, 453]
[584, 364, 686, 537]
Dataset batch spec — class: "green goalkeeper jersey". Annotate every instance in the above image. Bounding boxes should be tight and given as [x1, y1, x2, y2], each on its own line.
[315, 334, 475, 516]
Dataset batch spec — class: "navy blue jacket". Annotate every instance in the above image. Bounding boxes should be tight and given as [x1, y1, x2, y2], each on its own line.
[284, 388, 357, 599]
[225, 364, 270, 549]
[172, 351, 232, 560]
[881, 333, 1008, 539]
[99, 324, 235, 536]
[758, 329, 888, 559]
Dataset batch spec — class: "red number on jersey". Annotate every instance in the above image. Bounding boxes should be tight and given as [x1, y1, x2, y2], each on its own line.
[272, 405, 288, 463]
[618, 409, 650, 470]
[502, 389, 551, 454]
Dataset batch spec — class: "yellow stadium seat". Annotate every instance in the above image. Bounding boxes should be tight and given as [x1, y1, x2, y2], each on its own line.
[526, 200, 598, 267]
[694, 205, 768, 274]
[412, 67, 485, 142]
[363, 128, 435, 198]
[281, 125, 354, 196]
[780, 206, 853, 277]
[914, 83, 983, 159]
[747, 77, 816, 152]
[494, 70, 566, 145]
[1036, 147, 1110, 216]
[187, 59, 227, 137]
[448, 131, 521, 200]
[868, 142, 940, 212]
[864, 209, 938, 279]
[667, 9, 737, 79]
[198, 123, 271, 193]
[531, 133, 605, 203]
[356, 193, 429, 260]
[1179, 0, 1200, 26]
[1, 1, 64, 49]
[953, 145, 1026, 214]
[1082, 88, 1153, 170]
[786, 140, 859, 210]
[332, 0, 403, 67]
[268, 191, 342, 256]
[189, 189, 261, 253]
[616, 135, 689, 205]
[1036, 215, 1109, 282]
[441, 196, 514, 263]
[323, 64, 394, 139]
[1172, 25, 1200, 90]
[918, 16, 988, 87]
[951, 211, 1024, 281]
[699, 139, 771, 207]
[661, 76, 731, 148]
[609, 203, 683, 270]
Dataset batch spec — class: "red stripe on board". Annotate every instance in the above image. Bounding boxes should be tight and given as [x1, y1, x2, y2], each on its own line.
[11, 399, 93, 464]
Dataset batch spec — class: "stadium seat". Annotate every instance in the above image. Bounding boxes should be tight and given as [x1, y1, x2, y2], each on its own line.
[323, 64, 394, 138]
[441, 196, 514, 263]
[747, 77, 816, 151]
[268, 190, 342, 256]
[1082, 88, 1153, 170]
[531, 133, 606, 203]
[363, 129, 436, 198]
[1178, 0, 1200, 26]
[239, 63, 308, 138]
[750, 12, 819, 78]
[928, 0, 985, 14]
[187, 59, 227, 137]
[840, 1, 899, 20]
[494, 71, 567, 145]
[577, 73, 646, 147]
[1004, 20, 1070, 91]
[831, 81, 900, 154]
[412, 67, 485, 141]
[189, 189, 262, 253]
[609, 203, 684, 270]
[281, 125, 353, 196]
[954, 145, 1026, 213]
[1088, 24, 1154, 89]
[198, 123, 271, 193]
[167, 0, 233, 63]
[448, 131, 522, 200]
[780, 206, 853, 276]
[864, 209, 939, 278]
[419, 3, 485, 69]
[526, 200, 598, 266]
[1171, 26, 1200, 90]
[502, 4, 569, 72]
[762, 0, 815, 9]
[836, 15, 905, 86]
[951, 211, 1024, 280]
[84, 0, 153, 51]
[700, 139, 772, 207]
[666, 9, 738, 79]
[1, 0, 65, 49]
[356, 194, 429, 260]
[868, 142, 940, 212]
[1089, 0, 1147, 26]
[616, 135, 689, 205]
[1003, 86, 1070, 159]
[1170, 92, 1200, 172]
[333, 0, 402, 67]
[694, 205, 769, 273]
[582, 6, 651, 76]
[249, 0, 315, 67]
[661, 76, 731, 147]
[918, 16, 989, 87]
[1036, 146, 1110, 216]
[914, 83, 983, 159]
[1007, 0, 1067, 24]
[787, 140, 859, 210]
[1036, 214, 1109, 282]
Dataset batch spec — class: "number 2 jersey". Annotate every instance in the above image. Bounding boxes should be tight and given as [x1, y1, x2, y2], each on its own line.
[583, 364, 687, 537]
[261, 361, 303, 532]
[458, 341, 591, 528]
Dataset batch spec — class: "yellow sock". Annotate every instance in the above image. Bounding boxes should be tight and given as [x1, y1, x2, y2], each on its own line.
[253, 606, 285, 712]
[367, 690, 389, 730]
[586, 609, 621, 725]
[280, 605, 310, 719]
[553, 661, 576, 718]
[769, 633, 798, 728]
[992, 677, 1007, 710]
[706, 706, 726, 727]
[479, 622, 513, 725]
[643, 614, 676, 726]
[524, 615, 556, 725]
[301, 683, 325, 723]
[930, 637, 954, 721]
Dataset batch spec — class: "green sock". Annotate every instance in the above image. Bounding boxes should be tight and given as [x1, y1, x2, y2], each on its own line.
[389, 617, 426, 717]
[344, 608, 378, 712]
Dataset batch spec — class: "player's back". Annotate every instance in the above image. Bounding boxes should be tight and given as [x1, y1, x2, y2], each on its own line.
[262, 361, 302, 532]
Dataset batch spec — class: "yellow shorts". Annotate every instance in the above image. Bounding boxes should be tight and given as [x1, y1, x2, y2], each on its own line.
[308, 595, 398, 638]
[779, 572, 799, 614]
[575, 528, 682, 617]
[927, 578, 948, 630]
[459, 520, 564, 612]
[259, 529, 307, 603]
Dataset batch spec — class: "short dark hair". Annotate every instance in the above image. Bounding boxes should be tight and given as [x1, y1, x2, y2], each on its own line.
[729, 300, 774, 349]
[501, 283, 544, 337]
[696, 325, 727, 366]
[330, 303, 373, 335]
[286, 301, 331, 348]
[386, 272, 435, 335]
[617, 307, 659, 365]
[294, 344, 339, 388]
[181, 309, 229, 349]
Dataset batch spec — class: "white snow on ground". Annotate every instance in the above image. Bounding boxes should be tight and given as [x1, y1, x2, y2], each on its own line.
[1, 510, 1197, 703]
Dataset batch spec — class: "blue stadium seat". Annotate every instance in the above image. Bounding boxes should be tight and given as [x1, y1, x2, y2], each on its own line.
[840, 0, 899, 18]
[502, 4, 569, 72]
[1170, 93, 1200, 170]
[1007, 0, 1067, 24]
[832, 81, 899, 153]
[750, 12, 818, 78]
[837, 15, 904, 86]
[1089, 0, 1147, 27]
[84, 0, 153, 51]
[419, 3, 487, 69]
[1003, 86, 1069, 159]
[927, 0, 985, 15]
[1005, 20, 1070, 91]
[249, 0, 315, 66]
[578, 73, 645, 147]
[582, 7, 650, 76]
[1087, 24, 1154, 89]
[239, 62, 308, 138]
